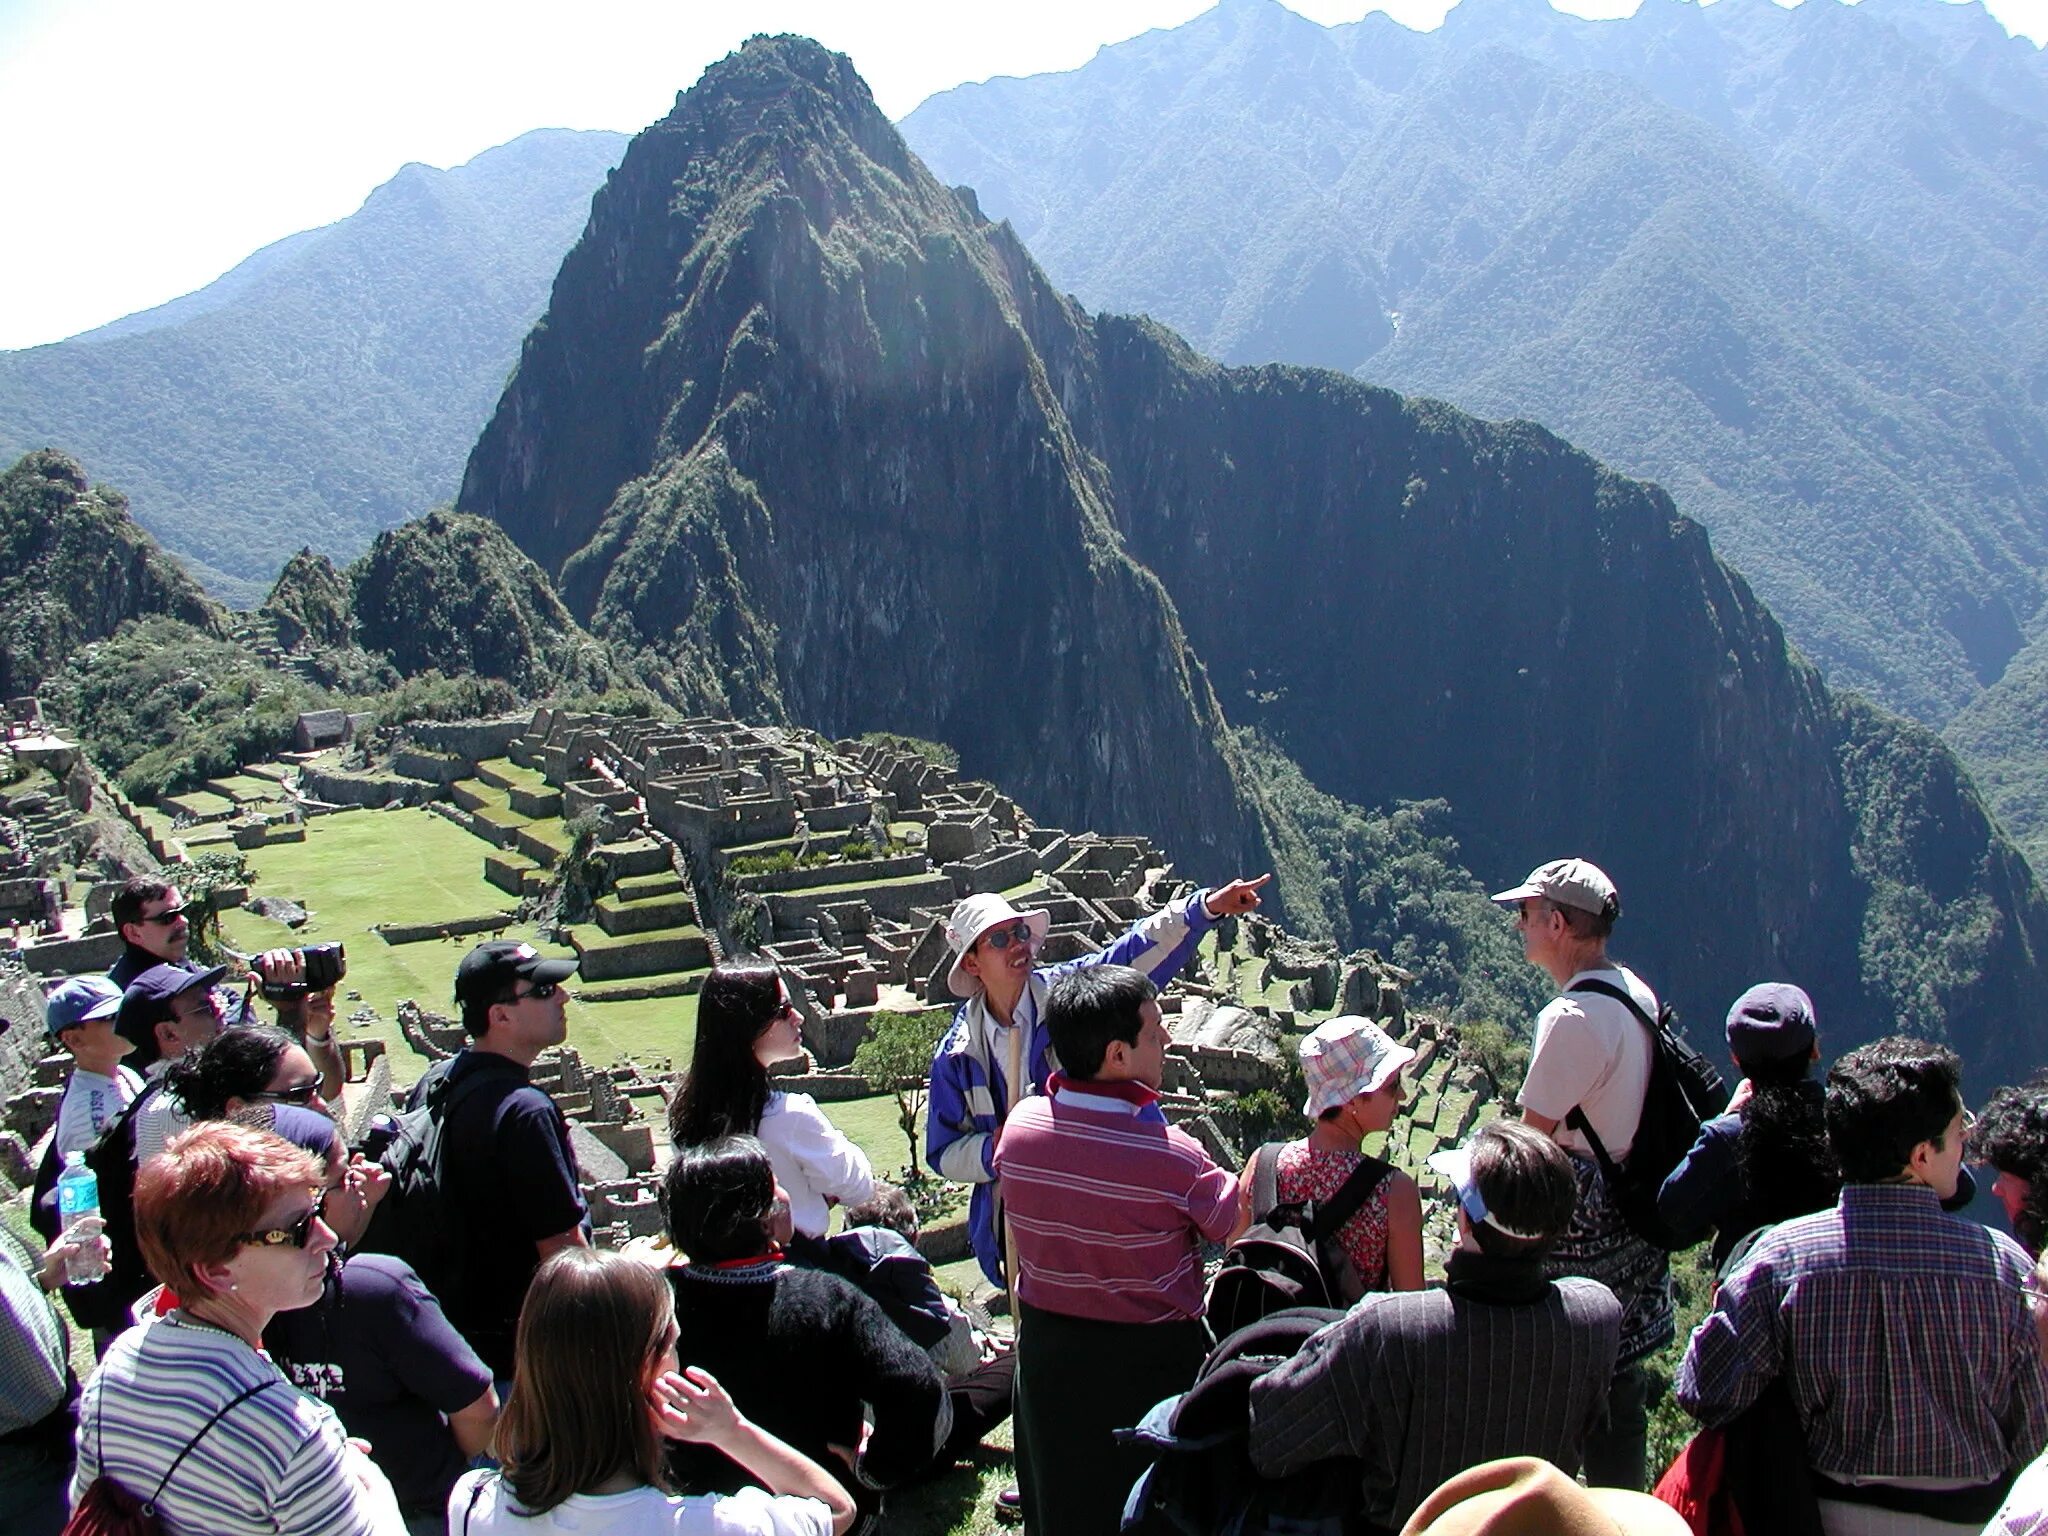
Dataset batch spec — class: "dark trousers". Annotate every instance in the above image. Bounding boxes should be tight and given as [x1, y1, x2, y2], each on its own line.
[1584, 1359, 1650, 1490]
[943, 1348, 1017, 1462]
[1015, 1301, 1209, 1536]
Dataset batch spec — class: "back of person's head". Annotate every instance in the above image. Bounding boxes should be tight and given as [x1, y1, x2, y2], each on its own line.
[661, 1135, 777, 1263]
[842, 1182, 918, 1240]
[666, 958, 781, 1148]
[1045, 964, 1157, 1080]
[111, 875, 176, 934]
[1974, 1073, 2048, 1251]
[1826, 1037, 1962, 1183]
[163, 1025, 298, 1121]
[1466, 1121, 1579, 1260]
[134, 1121, 323, 1300]
[499, 1248, 676, 1512]
[1725, 983, 1817, 1082]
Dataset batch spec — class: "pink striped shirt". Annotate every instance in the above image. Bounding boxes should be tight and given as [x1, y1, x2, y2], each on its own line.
[994, 1073, 1240, 1324]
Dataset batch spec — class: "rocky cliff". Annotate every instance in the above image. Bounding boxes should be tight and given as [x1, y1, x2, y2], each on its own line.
[455, 36, 2048, 1078]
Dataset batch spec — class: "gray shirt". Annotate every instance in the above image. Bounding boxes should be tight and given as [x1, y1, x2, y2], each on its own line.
[1249, 1252, 1622, 1534]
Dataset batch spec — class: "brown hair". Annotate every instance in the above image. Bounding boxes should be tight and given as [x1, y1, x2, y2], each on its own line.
[1467, 1120, 1579, 1260]
[134, 1121, 323, 1299]
[497, 1249, 677, 1511]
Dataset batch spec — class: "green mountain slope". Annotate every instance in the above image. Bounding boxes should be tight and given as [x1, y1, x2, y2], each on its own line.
[0, 128, 627, 606]
[459, 36, 2048, 1079]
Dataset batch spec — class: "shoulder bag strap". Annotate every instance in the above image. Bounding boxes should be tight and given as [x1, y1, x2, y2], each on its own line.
[1305, 1155, 1393, 1244]
[101, 1376, 274, 1514]
[1560, 977, 1653, 1180]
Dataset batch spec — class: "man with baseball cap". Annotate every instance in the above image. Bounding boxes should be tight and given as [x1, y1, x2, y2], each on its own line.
[403, 940, 588, 1379]
[118, 961, 230, 1165]
[927, 871, 1270, 1290]
[1657, 983, 1836, 1269]
[1250, 1121, 1621, 1533]
[1491, 856, 1667, 1489]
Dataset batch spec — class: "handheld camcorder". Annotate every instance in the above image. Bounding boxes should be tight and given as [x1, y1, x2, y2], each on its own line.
[257, 942, 347, 1000]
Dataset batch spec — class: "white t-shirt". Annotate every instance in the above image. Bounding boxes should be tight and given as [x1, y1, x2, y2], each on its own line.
[52, 1065, 145, 1159]
[757, 1091, 874, 1239]
[448, 1470, 833, 1536]
[1517, 966, 1656, 1162]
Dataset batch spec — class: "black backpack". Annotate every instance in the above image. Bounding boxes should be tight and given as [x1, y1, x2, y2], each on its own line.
[1118, 1307, 1360, 1536]
[1564, 977, 1729, 1251]
[31, 1079, 165, 1333]
[351, 1058, 496, 1304]
[1205, 1142, 1391, 1338]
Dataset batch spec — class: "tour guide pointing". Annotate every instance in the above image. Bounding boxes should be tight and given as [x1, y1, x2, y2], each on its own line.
[926, 872, 1270, 1287]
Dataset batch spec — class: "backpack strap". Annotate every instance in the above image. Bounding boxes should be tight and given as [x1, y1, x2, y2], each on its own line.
[1561, 977, 1650, 1182]
[1304, 1155, 1393, 1245]
[1249, 1142, 1285, 1225]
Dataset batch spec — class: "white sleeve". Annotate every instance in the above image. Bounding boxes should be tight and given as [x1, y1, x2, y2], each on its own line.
[700, 1487, 835, 1536]
[778, 1095, 876, 1208]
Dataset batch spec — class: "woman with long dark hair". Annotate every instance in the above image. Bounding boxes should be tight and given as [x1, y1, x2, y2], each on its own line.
[165, 1024, 329, 1123]
[667, 960, 872, 1238]
[448, 1247, 853, 1535]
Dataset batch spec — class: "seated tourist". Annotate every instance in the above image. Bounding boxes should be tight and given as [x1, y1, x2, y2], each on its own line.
[69, 1120, 404, 1534]
[1249, 1120, 1621, 1535]
[251, 1105, 497, 1526]
[1656, 983, 1839, 1269]
[782, 1183, 1016, 1463]
[1259, 1014, 1424, 1298]
[660, 1136, 948, 1530]
[451, 1247, 852, 1536]
[668, 959, 873, 1238]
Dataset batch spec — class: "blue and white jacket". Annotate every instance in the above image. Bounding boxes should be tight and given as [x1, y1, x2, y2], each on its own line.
[925, 890, 1219, 1286]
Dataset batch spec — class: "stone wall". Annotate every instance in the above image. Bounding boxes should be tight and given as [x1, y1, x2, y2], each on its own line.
[401, 716, 528, 761]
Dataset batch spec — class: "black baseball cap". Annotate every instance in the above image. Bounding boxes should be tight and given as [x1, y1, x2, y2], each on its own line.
[454, 941, 578, 1011]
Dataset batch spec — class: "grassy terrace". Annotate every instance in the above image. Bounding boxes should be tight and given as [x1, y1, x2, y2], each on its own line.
[476, 756, 550, 792]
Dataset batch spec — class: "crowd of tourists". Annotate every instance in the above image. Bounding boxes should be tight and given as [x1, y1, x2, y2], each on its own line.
[5, 860, 2048, 1536]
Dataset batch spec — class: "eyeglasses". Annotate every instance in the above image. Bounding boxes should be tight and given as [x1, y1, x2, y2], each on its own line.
[239, 1203, 323, 1250]
[249, 1080, 321, 1106]
[980, 922, 1035, 952]
[139, 906, 189, 925]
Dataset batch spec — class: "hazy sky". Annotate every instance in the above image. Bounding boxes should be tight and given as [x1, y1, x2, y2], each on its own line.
[1, 0, 2042, 351]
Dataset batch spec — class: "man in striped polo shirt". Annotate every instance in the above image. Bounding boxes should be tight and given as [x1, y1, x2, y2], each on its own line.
[994, 964, 1247, 1536]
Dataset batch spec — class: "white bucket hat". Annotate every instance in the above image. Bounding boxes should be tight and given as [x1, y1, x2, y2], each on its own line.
[944, 894, 1050, 999]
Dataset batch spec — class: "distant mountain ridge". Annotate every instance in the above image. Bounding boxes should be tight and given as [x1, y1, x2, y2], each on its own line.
[899, 0, 2048, 860]
[457, 35, 2048, 1080]
[0, 128, 628, 606]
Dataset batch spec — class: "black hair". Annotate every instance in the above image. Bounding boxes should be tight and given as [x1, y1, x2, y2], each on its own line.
[660, 1135, 778, 1263]
[1735, 1077, 1840, 1227]
[1826, 1037, 1962, 1184]
[163, 1025, 299, 1121]
[1741, 1050, 1816, 1088]
[666, 959, 783, 1148]
[1045, 965, 1157, 1080]
[1466, 1120, 1578, 1260]
[1974, 1073, 2048, 1251]
[112, 876, 177, 934]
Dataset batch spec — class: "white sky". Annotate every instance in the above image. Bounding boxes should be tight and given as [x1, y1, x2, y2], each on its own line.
[0, 0, 2041, 351]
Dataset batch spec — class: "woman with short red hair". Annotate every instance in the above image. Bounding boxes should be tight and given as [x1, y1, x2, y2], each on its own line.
[68, 1120, 403, 1534]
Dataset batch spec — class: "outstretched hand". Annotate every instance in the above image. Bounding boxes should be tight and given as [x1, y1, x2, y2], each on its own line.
[650, 1366, 742, 1448]
[1204, 874, 1272, 919]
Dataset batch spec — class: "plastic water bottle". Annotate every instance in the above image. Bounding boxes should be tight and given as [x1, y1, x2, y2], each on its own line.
[55, 1151, 106, 1285]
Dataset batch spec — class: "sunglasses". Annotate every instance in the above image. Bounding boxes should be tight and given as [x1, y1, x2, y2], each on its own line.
[239, 1203, 323, 1250]
[980, 922, 1036, 952]
[510, 980, 561, 1002]
[139, 906, 190, 925]
[249, 1080, 322, 1107]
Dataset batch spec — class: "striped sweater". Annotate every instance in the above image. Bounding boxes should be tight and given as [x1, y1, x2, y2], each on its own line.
[993, 1074, 1240, 1324]
[71, 1310, 403, 1535]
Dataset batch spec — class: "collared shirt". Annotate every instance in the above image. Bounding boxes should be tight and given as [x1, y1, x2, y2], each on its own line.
[994, 1071, 1239, 1324]
[1677, 1182, 2048, 1486]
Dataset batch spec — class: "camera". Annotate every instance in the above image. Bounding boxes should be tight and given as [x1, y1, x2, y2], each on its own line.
[257, 942, 347, 999]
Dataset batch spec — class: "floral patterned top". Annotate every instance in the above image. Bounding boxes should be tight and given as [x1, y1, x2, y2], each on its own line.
[1275, 1139, 1392, 1296]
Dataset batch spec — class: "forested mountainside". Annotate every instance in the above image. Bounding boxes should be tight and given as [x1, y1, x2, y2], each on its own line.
[0, 128, 627, 606]
[455, 35, 2048, 1080]
[899, 0, 2048, 863]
